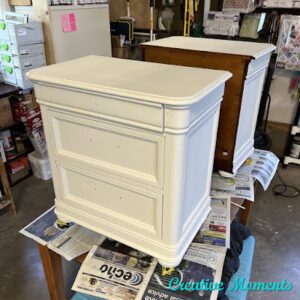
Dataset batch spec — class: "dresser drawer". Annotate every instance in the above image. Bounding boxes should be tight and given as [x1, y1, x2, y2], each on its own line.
[45, 109, 164, 188]
[55, 161, 163, 239]
[35, 84, 164, 132]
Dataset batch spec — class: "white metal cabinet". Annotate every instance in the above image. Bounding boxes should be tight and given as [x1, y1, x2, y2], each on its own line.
[27, 56, 231, 267]
[48, 4, 111, 63]
[15, 3, 112, 64]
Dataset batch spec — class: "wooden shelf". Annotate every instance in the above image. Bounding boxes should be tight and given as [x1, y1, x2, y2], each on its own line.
[0, 158, 16, 215]
[0, 197, 12, 211]
[0, 122, 19, 132]
[6, 148, 34, 164]
[0, 83, 19, 98]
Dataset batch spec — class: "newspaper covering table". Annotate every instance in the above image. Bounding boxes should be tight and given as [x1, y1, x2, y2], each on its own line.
[20, 206, 105, 261]
[238, 149, 279, 190]
[211, 173, 254, 201]
[140, 244, 226, 300]
[73, 241, 226, 300]
[194, 197, 231, 249]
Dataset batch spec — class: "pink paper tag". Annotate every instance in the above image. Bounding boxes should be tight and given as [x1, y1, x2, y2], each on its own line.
[61, 13, 77, 33]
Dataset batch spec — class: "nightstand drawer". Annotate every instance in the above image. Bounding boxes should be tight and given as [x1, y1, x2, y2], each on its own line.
[55, 161, 163, 239]
[45, 109, 164, 188]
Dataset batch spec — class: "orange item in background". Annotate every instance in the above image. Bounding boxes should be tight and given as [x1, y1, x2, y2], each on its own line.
[7, 156, 29, 175]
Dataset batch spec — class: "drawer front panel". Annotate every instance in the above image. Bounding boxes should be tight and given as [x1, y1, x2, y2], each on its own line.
[35, 85, 164, 132]
[48, 110, 164, 188]
[57, 162, 163, 238]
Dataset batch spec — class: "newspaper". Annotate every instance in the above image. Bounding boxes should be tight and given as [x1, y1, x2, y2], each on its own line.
[20, 206, 74, 246]
[20, 206, 105, 261]
[194, 197, 230, 248]
[72, 239, 157, 299]
[211, 173, 254, 201]
[237, 149, 279, 190]
[140, 244, 226, 300]
[48, 225, 106, 261]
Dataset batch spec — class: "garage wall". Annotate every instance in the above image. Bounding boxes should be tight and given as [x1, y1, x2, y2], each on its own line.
[268, 69, 299, 125]
[109, 0, 158, 30]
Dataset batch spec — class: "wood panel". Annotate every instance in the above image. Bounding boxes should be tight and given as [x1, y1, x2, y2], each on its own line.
[142, 46, 251, 172]
[0, 158, 16, 215]
[109, 0, 158, 30]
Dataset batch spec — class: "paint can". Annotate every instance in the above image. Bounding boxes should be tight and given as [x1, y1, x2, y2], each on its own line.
[290, 136, 300, 158]
[0, 129, 16, 160]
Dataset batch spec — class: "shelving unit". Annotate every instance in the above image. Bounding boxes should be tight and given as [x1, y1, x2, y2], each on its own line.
[0, 158, 16, 215]
[283, 100, 300, 166]
[0, 123, 34, 186]
[0, 84, 34, 186]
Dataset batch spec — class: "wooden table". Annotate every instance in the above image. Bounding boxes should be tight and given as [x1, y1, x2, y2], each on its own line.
[38, 199, 253, 300]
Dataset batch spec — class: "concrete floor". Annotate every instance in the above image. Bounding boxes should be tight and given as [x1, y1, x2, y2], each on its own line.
[0, 176, 79, 300]
[248, 164, 300, 300]
[0, 131, 299, 300]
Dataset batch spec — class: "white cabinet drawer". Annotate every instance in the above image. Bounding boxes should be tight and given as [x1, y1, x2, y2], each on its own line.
[56, 161, 163, 239]
[35, 85, 164, 132]
[46, 109, 164, 188]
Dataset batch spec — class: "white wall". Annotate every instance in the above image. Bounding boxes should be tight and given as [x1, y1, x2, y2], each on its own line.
[0, 0, 10, 11]
[268, 69, 299, 125]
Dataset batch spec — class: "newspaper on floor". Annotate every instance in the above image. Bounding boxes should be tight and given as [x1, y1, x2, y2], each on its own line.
[211, 173, 254, 201]
[72, 239, 157, 300]
[237, 149, 279, 190]
[140, 244, 226, 300]
[194, 197, 231, 248]
[20, 206, 105, 261]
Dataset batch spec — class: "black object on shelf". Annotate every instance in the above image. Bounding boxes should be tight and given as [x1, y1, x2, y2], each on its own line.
[0, 83, 19, 98]
[6, 148, 34, 164]
[254, 52, 277, 150]
[283, 100, 300, 166]
[0, 122, 19, 132]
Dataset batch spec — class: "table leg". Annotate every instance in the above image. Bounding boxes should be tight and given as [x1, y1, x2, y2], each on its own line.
[240, 200, 252, 226]
[38, 244, 66, 300]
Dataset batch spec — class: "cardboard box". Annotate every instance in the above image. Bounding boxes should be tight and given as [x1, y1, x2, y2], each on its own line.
[7, 156, 29, 175]
[0, 97, 14, 129]
[9, 0, 32, 5]
[8, 165, 31, 184]
[9, 93, 35, 123]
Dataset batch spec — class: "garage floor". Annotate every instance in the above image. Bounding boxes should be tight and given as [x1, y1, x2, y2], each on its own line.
[0, 129, 299, 300]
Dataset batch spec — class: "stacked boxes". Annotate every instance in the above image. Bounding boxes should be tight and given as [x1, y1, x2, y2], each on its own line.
[0, 17, 46, 89]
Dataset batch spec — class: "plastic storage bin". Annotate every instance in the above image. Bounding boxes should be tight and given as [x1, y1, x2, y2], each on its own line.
[28, 151, 52, 180]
